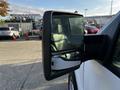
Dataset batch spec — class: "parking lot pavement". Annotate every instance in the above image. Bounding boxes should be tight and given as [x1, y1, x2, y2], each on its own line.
[0, 41, 67, 90]
[21, 61, 68, 90]
[0, 40, 42, 65]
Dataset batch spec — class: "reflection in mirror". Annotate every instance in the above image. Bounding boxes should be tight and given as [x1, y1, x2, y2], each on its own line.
[43, 11, 84, 80]
[112, 34, 120, 68]
[51, 15, 84, 52]
[50, 14, 84, 62]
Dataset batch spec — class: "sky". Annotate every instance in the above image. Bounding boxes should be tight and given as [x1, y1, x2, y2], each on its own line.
[7, 0, 120, 16]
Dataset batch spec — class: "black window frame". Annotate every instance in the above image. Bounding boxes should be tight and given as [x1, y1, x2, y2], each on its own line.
[103, 23, 120, 78]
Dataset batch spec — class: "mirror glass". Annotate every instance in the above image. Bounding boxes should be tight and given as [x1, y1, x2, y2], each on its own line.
[51, 14, 84, 52]
[43, 11, 84, 80]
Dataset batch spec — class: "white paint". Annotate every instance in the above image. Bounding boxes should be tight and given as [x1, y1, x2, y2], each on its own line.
[75, 63, 84, 90]
[75, 60, 120, 90]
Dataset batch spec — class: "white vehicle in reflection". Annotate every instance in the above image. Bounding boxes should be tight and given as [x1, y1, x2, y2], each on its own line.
[0, 27, 20, 39]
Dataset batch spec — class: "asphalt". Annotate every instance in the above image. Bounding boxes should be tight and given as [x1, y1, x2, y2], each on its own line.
[0, 41, 68, 90]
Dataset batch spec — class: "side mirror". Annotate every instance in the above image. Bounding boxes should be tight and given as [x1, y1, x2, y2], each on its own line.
[42, 11, 84, 80]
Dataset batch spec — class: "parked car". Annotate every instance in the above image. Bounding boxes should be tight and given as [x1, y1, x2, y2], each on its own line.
[84, 25, 100, 34]
[0, 27, 20, 39]
[42, 11, 120, 90]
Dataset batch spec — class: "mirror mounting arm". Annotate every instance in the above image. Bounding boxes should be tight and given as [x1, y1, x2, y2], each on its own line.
[83, 34, 109, 61]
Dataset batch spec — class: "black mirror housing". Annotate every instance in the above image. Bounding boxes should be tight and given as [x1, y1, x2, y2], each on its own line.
[42, 11, 84, 80]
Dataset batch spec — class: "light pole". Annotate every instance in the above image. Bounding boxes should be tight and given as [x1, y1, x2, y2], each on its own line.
[84, 9, 88, 17]
[110, 0, 113, 15]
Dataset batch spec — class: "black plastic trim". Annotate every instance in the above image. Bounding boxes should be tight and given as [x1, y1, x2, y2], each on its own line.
[42, 11, 52, 80]
[68, 72, 78, 90]
[84, 34, 109, 61]
[103, 23, 120, 78]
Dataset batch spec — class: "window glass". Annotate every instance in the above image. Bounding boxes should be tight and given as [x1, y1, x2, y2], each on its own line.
[0, 27, 9, 31]
[112, 35, 120, 68]
[52, 18, 63, 34]
[52, 18, 67, 51]
[51, 15, 84, 52]
[51, 16, 83, 60]
[11, 28, 15, 31]
[69, 17, 84, 35]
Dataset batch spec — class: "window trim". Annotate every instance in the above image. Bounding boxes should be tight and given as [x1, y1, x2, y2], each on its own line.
[103, 23, 120, 78]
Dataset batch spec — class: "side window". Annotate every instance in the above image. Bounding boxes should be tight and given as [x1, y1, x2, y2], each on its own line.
[11, 28, 14, 31]
[52, 18, 67, 51]
[112, 35, 120, 68]
[11, 28, 18, 31]
[52, 18, 63, 34]
[69, 17, 84, 35]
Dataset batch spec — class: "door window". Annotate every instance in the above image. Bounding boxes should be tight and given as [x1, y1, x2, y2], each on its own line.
[112, 35, 120, 68]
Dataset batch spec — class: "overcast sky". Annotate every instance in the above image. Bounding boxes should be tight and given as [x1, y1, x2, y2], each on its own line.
[8, 0, 120, 16]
